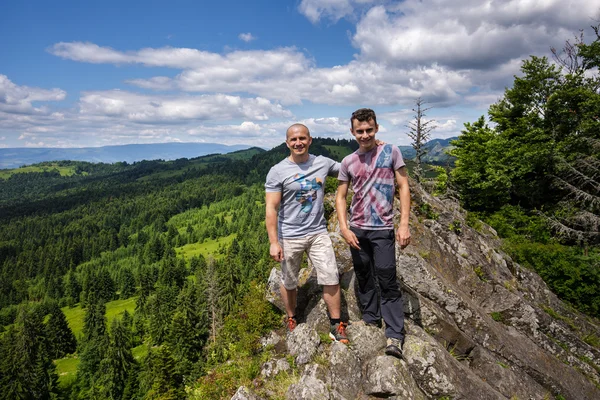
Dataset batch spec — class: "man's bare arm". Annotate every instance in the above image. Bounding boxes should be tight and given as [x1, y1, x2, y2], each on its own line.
[265, 191, 284, 261]
[395, 168, 411, 248]
[336, 181, 360, 250]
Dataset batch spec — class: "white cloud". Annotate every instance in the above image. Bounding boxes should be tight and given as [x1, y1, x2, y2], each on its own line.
[78, 90, 293, 122]
[298, 0, 383, 23]
[352, 1, 598, 71]
[0, 75, 66, 115]
[239, 32, 256, 42]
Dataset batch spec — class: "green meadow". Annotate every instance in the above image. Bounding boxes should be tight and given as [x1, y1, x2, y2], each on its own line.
[62, 296, 138, 338]
[0, 163, 82, 180]
[175, 233, 236, 261]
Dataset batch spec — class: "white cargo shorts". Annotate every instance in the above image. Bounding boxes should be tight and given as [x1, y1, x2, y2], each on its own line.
[280, 232, 339, 289]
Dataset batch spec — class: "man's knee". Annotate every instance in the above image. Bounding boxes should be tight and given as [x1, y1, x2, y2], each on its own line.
[377, 264, 400, 299]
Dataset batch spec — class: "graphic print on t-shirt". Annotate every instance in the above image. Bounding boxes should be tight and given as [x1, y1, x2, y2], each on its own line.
[293, 173, 323, 213]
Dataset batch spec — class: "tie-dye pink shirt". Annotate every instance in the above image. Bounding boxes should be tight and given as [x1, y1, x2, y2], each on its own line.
[338, 144, 405, 230]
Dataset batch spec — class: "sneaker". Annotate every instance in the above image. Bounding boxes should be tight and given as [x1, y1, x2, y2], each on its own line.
[285, 316, 297, 333]
[329, 322, 349, 344]
[385, 337, 403, 359]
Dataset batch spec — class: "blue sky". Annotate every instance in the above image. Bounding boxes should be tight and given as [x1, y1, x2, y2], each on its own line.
[1, 0, 598, 149]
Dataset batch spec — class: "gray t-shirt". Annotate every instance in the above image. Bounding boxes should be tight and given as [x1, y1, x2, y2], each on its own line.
[265, 154, 340, 239]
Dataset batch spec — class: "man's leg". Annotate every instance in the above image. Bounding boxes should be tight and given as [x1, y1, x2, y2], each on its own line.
[371, 229, 405, 341]
[322, 284, 341, 319]
[350, 227, 381, 325]
[280, 284, 297, 319]
[280, 237, 305, 331]
[307, 233, 348, 343]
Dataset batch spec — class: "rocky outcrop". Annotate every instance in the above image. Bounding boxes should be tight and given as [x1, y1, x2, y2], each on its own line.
[253, 183, 600, 399]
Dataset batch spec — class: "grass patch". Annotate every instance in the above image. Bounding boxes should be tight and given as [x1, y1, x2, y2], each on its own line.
[583, 333, 600, 348]
[54, 356, 78, 389]
[323, 145, 353, 160]
[541, 306, 578, 331]
[176, 234, 236, 261]
[0, 163, 80, 180]
[132, 343, 149, 360]
[473, 266, 488, 282]
[62, 296, 138, 338]
[490, 312, 504, 323]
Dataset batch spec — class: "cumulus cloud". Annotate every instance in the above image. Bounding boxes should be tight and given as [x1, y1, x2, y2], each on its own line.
[298, 0, 384, 23]
[0, 75, 66, 115]
[78, 90, 293, 122]
[239, 32, 256, 42]
[352, 1, 598, 71]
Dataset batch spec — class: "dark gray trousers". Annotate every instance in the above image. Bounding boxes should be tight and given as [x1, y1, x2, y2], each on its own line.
[350, 227, 405, 341]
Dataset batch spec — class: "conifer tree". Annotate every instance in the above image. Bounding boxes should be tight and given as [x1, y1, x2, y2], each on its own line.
[137, 346, 184, 400]
[98, 318, 136, 400]
[119, 268, 136, 299]
[147, 284, 178, 344]
[45, 301, 77, 359]
[0, 305, 59, 399]
[167, 280, 209, 376]
[77, 299, 109, 393]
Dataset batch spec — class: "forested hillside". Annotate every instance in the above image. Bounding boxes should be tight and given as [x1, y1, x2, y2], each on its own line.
[0, 137, 359, 399]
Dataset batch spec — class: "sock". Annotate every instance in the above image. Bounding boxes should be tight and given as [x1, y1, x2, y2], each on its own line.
[330, 318, 341, 326]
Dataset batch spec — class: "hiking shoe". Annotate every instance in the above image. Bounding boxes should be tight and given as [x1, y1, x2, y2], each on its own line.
[385, 337, 403, 359]
[285, 316, 297, 333]
[329, 322, 349, 344]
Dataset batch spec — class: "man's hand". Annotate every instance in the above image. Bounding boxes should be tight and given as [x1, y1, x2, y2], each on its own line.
[270, 242, 284, 262]
[396, 226, 411, 249]
[341, 228, 361, 250]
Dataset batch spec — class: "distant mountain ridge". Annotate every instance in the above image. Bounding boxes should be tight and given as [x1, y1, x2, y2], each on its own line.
[0, 142, 255, 169]
[399, 137, 457, 165]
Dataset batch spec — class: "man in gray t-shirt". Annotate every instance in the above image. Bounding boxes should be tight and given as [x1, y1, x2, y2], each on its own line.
[265, 123, 349, 344]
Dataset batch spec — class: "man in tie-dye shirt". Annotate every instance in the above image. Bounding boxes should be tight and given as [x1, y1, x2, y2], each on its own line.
[336, 108, 411, 359]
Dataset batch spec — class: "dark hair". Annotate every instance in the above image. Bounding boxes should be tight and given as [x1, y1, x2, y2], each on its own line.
[350, 108, 377, 129]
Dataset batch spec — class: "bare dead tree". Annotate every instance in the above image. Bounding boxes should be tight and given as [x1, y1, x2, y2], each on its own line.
[406, 98, 436, 182]
[205, 258, 222, 344]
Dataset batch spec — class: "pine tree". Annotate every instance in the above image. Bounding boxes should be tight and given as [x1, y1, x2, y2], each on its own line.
[137, 346, 184, 400]
[45, 301, 77, 359]
[119, 268, 136, 299]
[167, 280, 209, 376]
[77, 300, 109, 392]
[98, 318, 136, 400]
[0, 305, 59, 400]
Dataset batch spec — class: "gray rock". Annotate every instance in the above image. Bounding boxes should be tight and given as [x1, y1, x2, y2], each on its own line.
[260, 357, 291, 379]
[329, 342, 361, 399]
[346, 321, 387, 363]
[259, 331, 282, 349]
[469, 346, 551, 400]
[230, 386, 264, 400]
[403, 322, 505, 400]
[362, 355, 426, 399]
[287, 323, 320, 365]
[286, 373, 330, 400]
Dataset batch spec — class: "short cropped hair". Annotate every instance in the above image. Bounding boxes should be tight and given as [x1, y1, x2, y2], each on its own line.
[350, 108, 377, 129]
[286, 123, 310, 139]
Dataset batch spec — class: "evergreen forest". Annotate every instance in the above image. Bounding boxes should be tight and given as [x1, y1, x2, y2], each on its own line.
[0, 25, 599, 400]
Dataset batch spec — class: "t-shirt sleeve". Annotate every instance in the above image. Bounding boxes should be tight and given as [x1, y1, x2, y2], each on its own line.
[328, 159, 341, 177]
[338, 158, 350, 182]
[392, 146, 406, 170]
[265, 167, 281, 192]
